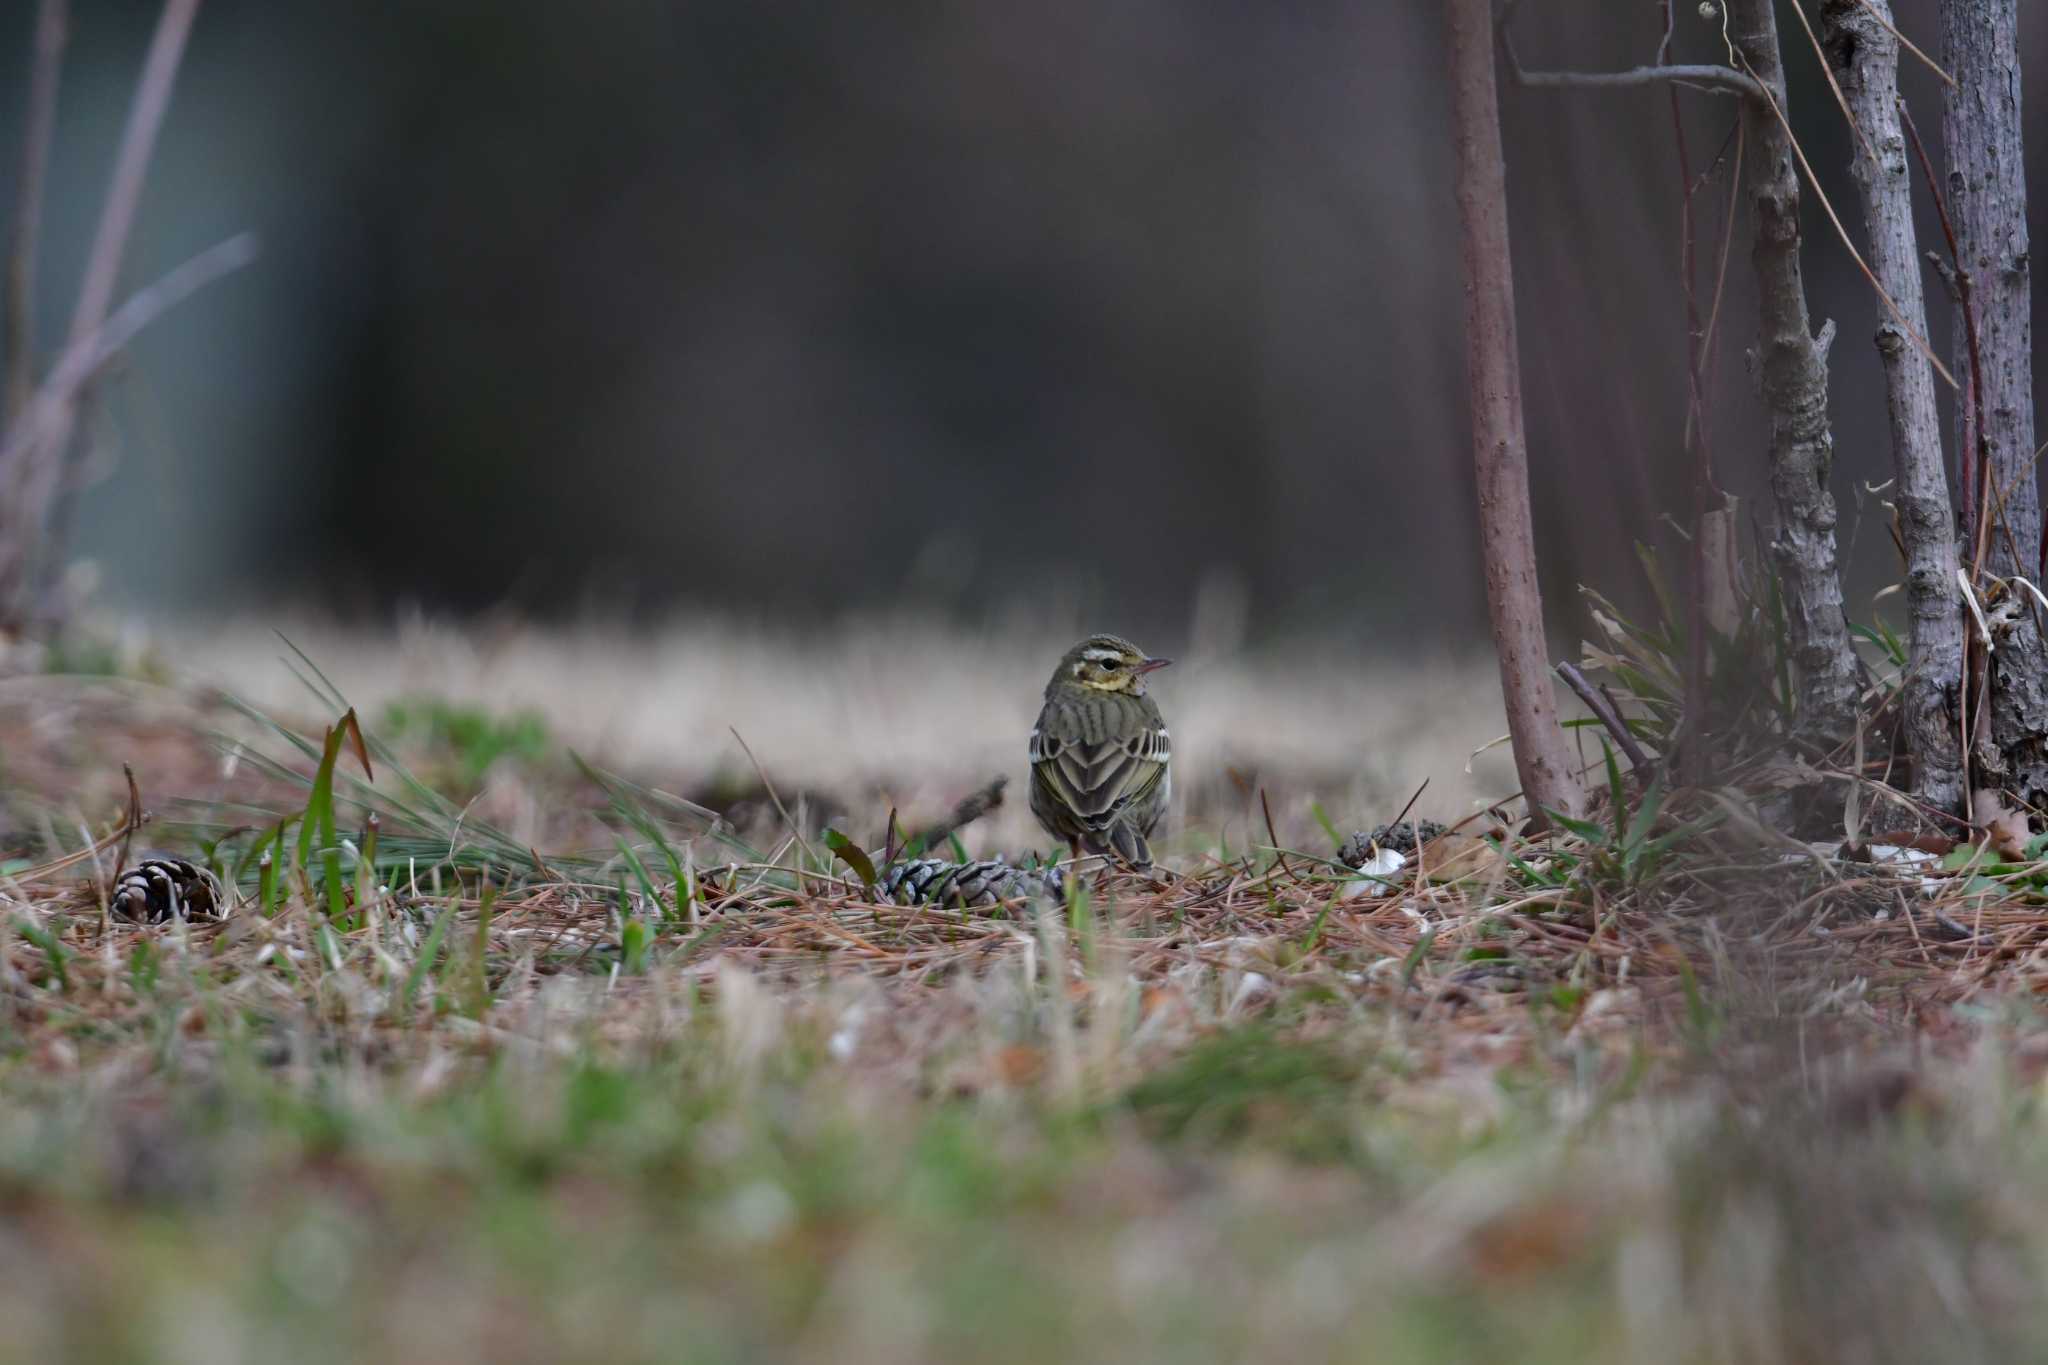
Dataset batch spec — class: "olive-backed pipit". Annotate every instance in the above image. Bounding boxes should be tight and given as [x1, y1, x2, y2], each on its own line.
[1028, 634, 1172, 869]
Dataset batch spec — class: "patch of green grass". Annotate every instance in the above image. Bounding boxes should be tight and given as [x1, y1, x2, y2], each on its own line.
[39, 629, 169, 682]
[1120, 1025, 1367, 1160]
[379, 694, 551, 793]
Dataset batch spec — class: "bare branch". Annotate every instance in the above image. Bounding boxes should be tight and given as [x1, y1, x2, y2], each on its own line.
[908, 775, 1009, 854]
[4, 0, 68, 429]
[0, 0, 204, 631]
[1506, 0, 1951, 394]
[65, 0, 203, 366]
[1511, 63, 1766, 99]
[1497, 0, 1764, 99]
[1556, 662, 1654, 779]
[0, 234, 259, 477]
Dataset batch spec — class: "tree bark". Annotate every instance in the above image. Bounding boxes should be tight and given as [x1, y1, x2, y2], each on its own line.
[1445, 0, 1584, 824]
[1820, 0, 1964, 813]
[1942, 0, 2048, 806]
[1727, 0, 1864, 743]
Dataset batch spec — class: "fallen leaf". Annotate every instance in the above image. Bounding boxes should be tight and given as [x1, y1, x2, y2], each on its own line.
[1466, 1200, 1598, 1282]
[1413, 831, 1507, 885]
[1971, 788, 2031, 860]
[995, 1045, 1045, 1087]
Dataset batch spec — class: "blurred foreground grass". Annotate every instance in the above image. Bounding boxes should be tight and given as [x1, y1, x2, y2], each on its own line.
[6, 930, 2047, 1365]
[1, 620, 2046, 1363]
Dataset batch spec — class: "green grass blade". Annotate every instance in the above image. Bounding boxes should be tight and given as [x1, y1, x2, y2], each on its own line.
[823, 828, 877, 895]
[398, 902, 457, 1016]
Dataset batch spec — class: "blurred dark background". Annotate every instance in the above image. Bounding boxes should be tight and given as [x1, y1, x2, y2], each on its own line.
[4, 0, 2044, 645]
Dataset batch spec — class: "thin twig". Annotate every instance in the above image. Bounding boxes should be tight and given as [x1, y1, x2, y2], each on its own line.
[114, 763, 142, 887]
[1259, 788, 1302, 885]
[1699, 118, 1744, 389]
[909, 775, 1008, 854]
[727, 726, 819, 871]
[2, 802, 143, 885]
[1389, 777, 1431, 832]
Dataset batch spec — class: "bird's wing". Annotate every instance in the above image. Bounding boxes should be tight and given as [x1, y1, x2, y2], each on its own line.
[1030, 707, 1170, 826]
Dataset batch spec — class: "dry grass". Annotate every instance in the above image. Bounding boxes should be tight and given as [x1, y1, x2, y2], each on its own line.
[4, 620, 2048, 1362]
[134, 613, 1522, 848]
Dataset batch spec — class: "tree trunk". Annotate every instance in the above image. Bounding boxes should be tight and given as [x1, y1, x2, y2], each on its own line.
[1943, 0, 2048, 806]
[1728, 0, 1864, 742]
[1820, 0, 1964, 813]
[1445, 0, 1584, 824]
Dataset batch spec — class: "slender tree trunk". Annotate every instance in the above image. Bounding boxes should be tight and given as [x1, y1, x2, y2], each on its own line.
[1727, 0, 1863, 742]
[1943, 0, 2048, 806]
[1820, 0, 1964, 813]
[1445, 0, 1584, 823]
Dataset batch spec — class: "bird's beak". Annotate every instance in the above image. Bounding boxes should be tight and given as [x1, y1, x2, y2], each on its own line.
[1134, 657, 1173, 675]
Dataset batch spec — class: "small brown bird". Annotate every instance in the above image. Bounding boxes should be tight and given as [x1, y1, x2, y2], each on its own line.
[1028, 634, 1172, 868]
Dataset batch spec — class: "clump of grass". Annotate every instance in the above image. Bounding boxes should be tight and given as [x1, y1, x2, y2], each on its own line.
[1575, 537, 1796, 778]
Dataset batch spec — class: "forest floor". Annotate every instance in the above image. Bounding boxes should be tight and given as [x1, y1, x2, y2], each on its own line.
[2, 619, 2046, 1364]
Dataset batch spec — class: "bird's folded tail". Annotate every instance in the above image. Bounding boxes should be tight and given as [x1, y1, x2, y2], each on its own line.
[1107, 821, 1152, 869]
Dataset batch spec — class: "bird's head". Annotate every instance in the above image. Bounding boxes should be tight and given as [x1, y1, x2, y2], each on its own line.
[1052, 634, 1172, 695]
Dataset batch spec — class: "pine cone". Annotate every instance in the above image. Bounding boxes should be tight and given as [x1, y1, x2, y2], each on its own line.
[876, 857, 1061, 907]
[111, 856, 223, 923]
[1338, 820, 1448, 868]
